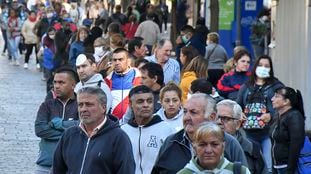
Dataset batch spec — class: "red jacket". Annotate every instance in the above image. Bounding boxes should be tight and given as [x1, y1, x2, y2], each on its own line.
[122, 22, 139, 40]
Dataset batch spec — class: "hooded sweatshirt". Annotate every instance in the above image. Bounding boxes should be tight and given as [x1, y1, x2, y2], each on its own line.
[74, 73, 112, 113]
[178, 157, 251, 174]
[121, 115, 175, 174]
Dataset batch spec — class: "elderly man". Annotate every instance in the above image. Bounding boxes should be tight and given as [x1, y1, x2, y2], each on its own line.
[122, 85, 174, 174]
[152, 93, 248, 174]
[216, 99, 267, 174]
[105, 48, 141, 119]
[53, 87, 135, 174]
[74, 54, 112, 113]
[145, 39, 180, 84]
[34, 67, 79, 174]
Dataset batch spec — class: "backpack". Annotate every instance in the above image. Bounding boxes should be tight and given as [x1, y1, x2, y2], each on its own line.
[243, 85, 270, 129]
[297, 136, 311, 174]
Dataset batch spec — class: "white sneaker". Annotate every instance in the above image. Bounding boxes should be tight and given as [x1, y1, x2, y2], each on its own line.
[24, 63, 28, 69]
[15, 60, 20, 66]
[36, 63, 40, 69]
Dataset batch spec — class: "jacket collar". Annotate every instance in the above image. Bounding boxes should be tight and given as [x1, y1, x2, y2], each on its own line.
[128, 115, 163, 127]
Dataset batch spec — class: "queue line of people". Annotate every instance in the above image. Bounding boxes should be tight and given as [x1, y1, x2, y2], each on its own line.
[10, 1, 304, 174]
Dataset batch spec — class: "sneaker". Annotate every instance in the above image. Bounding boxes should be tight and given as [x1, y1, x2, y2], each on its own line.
[9, 60, 14, 65]
[24, 63, 28, 69]
[1, 52, 5, 56]
[36, 63, 40, 69]
[15, 60, 20, 66]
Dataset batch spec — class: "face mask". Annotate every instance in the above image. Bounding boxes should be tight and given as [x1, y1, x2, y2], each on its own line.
[256, 66, 270, 78]
[94, 47, 105, 56]
[181, 35, 189, 44]
[47, 13, 53, 18]
[49, 34, 55, 40]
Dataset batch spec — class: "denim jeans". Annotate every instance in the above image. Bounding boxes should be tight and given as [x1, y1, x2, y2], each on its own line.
[34, 164, 51, 174]
[247, 134, 272, 173]
[8, 36, 20, 60]
[275, 167, 287, 174]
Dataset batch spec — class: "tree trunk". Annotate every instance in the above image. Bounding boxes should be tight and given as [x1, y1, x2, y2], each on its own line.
[170, 0, 177, 49]
[210, 0, 219, 32]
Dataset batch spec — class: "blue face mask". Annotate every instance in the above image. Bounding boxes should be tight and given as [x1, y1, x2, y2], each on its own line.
[182, 34, 189, 44]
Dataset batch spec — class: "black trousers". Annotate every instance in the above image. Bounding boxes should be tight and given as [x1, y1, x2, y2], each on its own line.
[24, 43, 38, 63]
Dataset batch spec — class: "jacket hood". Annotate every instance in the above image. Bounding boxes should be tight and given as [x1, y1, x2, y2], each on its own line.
[82, 73, 104, 86]
[184, 156, 227, 173]
[127, 115, 163, 127]
[156, 107, 184, 121]
[91, 117, 120, 137]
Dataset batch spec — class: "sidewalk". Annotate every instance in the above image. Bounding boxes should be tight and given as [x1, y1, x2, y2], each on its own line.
[0, 52, 46, 173]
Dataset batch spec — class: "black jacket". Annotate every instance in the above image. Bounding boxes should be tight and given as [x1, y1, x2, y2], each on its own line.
[53, 118, 135, 174]
[270, 109, 305, 174]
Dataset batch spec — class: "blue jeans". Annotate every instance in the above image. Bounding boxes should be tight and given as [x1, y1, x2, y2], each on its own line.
[247, 135, 272, 173]
[275, 167, 287, 174]
[8, 36, 20, 60]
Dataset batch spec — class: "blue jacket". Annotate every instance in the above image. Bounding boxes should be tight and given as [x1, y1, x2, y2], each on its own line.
[175, 34, 206, 65]
[69, 41, 85, 66]
[34, 96, 79, 167]
[53, 118, 135, 174]
[217, 71, 251, 100]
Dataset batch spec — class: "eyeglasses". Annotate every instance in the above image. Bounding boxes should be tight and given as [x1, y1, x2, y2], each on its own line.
[216, 115, 239, 123]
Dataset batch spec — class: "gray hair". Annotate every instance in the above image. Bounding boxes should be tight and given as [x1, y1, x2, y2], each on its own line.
[77, 87, 107, 107]
[189, 93, 216, 120]
[216, 99, 243, 119]
[156, 39, 171, 49]
[194, 122, 225, 143]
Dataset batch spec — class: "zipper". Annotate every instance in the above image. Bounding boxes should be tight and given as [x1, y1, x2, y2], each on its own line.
[60, 98, 69, 119]
[271, 124, 278, 165]
[79, 138, 91, 174]
[138, 126, 143, 174]
[121, 75, 124, 115]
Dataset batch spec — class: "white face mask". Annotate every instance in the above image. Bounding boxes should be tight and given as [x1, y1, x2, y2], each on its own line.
[47, 13, 53, 18]
[256, 66, 270, 78]
[94, 47, 105, 56]
[49, 34, 55, 40]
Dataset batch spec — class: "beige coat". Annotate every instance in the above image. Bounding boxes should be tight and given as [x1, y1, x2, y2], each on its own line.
[22, 19, 38, 44]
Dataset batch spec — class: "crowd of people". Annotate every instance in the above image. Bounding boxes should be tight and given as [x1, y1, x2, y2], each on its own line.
[1, 0, 306, 174]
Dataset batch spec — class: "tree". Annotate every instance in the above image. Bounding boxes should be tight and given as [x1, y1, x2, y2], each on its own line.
[210, 0, 219, 32]
[170, 0, 177, 49]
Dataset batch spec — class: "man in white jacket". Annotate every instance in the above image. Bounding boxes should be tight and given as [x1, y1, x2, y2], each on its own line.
[74, 54, 112, 113]
[121, 85, 175, 174]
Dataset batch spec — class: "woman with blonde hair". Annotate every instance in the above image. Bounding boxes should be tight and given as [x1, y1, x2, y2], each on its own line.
[109, 33, 125, 52]
[178, 122, 251, 174]
[180, 55, 208, 104]
[205, 32, 228, 87]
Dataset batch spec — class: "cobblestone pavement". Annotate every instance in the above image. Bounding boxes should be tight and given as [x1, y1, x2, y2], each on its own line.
[0, 55, 46, 174]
